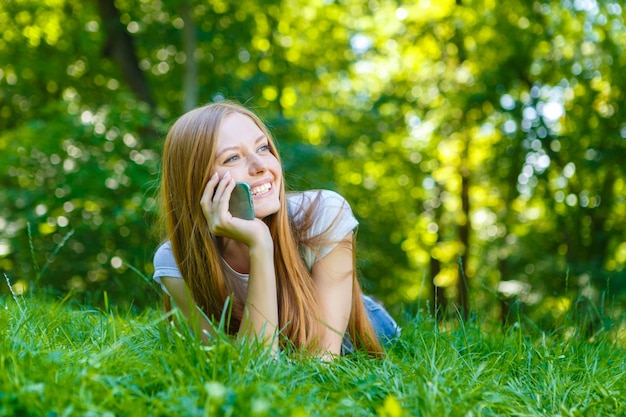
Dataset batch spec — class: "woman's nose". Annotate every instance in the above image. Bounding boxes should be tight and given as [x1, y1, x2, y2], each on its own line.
[248, 154, 267, 174]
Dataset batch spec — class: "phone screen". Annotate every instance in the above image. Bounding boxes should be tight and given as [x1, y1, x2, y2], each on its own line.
[229, 182, 255, 220]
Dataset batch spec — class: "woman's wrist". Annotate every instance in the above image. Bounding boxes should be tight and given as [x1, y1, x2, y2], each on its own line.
[245, 219, 272, 245]
[248, 231, 274, 258]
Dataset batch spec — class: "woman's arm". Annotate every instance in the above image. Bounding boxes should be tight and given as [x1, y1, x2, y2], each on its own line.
[311, 232, 354, 358]
[162, 253, 279, 352]
[161, 276, 215, 344]
[237, 238, 278, 349]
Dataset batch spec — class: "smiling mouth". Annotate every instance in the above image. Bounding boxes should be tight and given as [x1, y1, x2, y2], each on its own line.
[251, 183, 272, 196]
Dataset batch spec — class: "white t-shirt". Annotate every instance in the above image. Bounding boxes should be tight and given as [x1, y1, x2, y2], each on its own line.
[152, 190, 358, 296]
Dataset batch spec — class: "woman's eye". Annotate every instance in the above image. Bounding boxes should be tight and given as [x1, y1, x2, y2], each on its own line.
[258, 144, 270, 152]
[224, 154, 239, 163]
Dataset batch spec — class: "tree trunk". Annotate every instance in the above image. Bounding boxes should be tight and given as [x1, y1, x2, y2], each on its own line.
[430, 255, 447, 320]
[429, 187, 448, 320]
[181, 0, 198, 112]
[458, 164, 470, 320]
[96, 0, 154, 107]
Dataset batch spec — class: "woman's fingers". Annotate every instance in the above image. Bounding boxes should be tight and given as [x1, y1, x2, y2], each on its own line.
[200, 172, 220, 219]
[211, 172, 233, 208]
[201, 172, 238, 235]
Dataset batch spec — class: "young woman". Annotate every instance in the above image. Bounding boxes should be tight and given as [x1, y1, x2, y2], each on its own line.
[153, 101, 399, 359]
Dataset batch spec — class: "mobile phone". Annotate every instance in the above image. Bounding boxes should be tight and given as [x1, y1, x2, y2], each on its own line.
[229, 182, 255, 220]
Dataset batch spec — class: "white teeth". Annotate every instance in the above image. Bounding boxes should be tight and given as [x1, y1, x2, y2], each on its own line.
[251, 183, 271, 196]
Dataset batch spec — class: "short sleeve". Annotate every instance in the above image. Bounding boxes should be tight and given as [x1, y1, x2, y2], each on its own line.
[153, 241, 182, 294]
[288, 190, 359, 268]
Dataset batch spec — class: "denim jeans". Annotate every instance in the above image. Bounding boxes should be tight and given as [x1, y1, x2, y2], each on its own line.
[342, 294, 400, 355]
[362, 294, 401, 343]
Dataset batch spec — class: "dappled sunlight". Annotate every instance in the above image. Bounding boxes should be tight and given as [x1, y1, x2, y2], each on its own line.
[1, 0, 625, 328]
[433, 268, 457, 289]
[0, 236, 9, 258]
[616, 323, 626, 348]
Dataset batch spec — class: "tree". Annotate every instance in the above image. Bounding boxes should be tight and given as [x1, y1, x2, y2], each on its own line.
[1, 0, 624, 328]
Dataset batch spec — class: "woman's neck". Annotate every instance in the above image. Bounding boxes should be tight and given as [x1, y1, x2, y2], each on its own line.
[219, 237, 251, 274]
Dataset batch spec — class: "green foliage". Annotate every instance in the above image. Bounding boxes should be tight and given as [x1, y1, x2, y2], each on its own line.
[1, 293, 625, 416]
[0, 0, 625, 324]
[0, 93, 162, 307]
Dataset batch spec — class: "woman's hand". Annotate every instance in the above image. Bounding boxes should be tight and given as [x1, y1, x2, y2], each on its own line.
[200, 172, 271, 249]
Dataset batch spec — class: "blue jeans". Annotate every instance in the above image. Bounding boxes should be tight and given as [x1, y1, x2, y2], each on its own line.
[362, 294, 401, 343]
[342, 295, 400, 354]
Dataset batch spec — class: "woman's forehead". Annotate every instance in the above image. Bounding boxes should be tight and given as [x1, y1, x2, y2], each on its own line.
[216, 113, 265, 147]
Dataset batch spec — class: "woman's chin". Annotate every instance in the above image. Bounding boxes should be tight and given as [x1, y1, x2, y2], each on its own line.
[254, 201, 281, 219]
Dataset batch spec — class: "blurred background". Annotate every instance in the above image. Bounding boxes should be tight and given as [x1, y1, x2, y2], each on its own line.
[1, 0, 625, 331]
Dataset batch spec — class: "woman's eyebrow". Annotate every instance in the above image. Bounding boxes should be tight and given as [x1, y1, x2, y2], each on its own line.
[216, 145, 238, 158]
[216, 135, 267, 157]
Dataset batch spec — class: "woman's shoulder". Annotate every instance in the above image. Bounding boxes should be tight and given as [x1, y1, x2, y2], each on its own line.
[287, 189, 357, 233]
[153, 241, 182, 278]
[287, 189, 358, 267]
[154, 240, 173, 259]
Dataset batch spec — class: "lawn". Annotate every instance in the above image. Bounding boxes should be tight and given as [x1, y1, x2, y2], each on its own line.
[1, 289, 624, 416]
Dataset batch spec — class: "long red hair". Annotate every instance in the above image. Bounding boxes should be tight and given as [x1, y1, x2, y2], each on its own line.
[159, 101, 382, 355]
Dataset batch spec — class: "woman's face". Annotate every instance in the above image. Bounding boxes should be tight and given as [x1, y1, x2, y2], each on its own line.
[213, 112, 283, 219]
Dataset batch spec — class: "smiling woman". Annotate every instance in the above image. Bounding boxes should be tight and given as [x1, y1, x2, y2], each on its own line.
[152, 101, 399, 359]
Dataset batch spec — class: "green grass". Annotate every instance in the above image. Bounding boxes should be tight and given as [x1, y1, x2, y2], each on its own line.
[1, 291, 624, 417]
